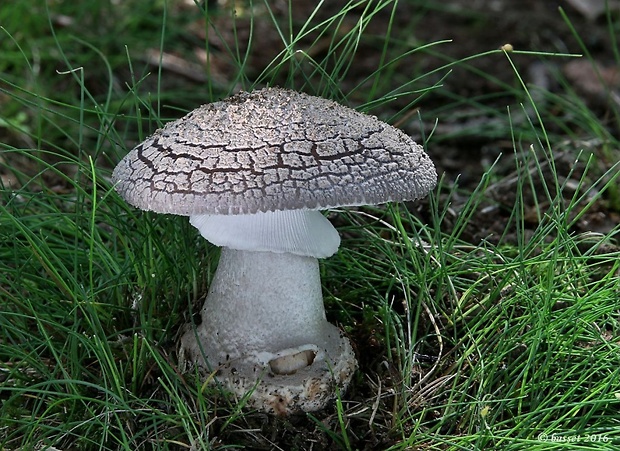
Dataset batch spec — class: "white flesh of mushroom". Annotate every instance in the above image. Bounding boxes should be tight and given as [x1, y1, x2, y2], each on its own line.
[179, 210, 356, 414]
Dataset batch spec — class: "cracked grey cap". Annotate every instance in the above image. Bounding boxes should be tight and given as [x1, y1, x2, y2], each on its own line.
[112, 87, 437, 215]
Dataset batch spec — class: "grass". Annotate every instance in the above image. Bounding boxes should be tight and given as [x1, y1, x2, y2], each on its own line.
[2, 0, 620, 449]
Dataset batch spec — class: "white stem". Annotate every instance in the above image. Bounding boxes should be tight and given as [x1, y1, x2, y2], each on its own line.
[190, 248, 337, 366]
[179, 246, 357, 414]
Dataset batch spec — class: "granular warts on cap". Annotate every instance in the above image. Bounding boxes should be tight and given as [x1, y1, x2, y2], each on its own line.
[113, 88, 436, 216]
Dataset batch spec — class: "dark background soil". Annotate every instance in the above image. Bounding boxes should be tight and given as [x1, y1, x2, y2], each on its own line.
[196, 0, 620, 246]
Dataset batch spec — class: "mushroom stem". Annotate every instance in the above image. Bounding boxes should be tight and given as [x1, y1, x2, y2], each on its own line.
[179, 247, 356, 414]
[192, 248, 331, 359]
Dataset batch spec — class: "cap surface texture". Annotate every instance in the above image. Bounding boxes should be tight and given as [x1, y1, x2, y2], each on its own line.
[112, 87, 437, 215]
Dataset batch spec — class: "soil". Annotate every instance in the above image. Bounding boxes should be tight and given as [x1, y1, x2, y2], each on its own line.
[188, 0, 620, 246]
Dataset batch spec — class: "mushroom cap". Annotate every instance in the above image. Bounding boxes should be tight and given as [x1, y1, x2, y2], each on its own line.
[112, 87, 436, 215]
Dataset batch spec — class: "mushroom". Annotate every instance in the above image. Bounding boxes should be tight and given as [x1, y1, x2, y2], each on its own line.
[112, 87, 436, 415]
